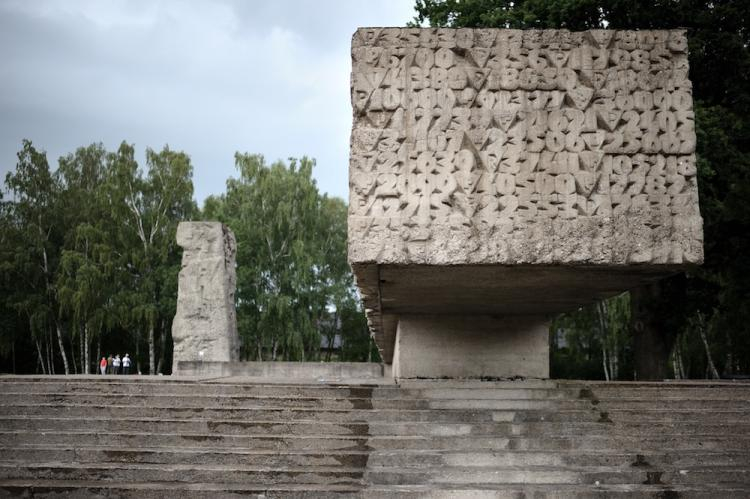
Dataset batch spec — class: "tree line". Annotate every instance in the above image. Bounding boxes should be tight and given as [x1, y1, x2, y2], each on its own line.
[0, 141, 377, 375]
[414, 0, 750, 379]
[3, 0, 748, 378]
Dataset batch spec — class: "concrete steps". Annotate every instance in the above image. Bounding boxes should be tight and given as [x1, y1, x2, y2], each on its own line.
[4, 416, 749, 437]
[0, 376, 749, 497]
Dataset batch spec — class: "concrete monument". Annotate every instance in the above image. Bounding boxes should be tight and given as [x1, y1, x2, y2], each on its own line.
[172, 222, 239, 374]
[348, 28, 702, 379]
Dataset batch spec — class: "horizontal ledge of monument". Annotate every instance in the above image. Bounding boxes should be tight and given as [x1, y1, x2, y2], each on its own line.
[349, 263, 690, 329]
[347, 246, 705, 268]
[175, 361, 387, 383]
[349, 262, 697, 273]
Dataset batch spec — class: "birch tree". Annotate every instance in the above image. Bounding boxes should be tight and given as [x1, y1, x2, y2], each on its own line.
[204, 154, 371, 362]
[4, 141, 69, 374]
[56, 144, 111, 373]
[106, 143, 194, 374]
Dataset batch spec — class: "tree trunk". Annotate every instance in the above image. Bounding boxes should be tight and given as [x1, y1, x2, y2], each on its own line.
[55, 323, 70, 374]
[83, 325, 89, 374]
[35, 338, 46, 375]
[597, 301, 610, 381]
[79, 329, 84, 375]
[148, 324, 155, 375]
[677, 344, 686, 379]
[602, 343, 610, 381]
[697, 314, 720, 379]
[69, 335, 78, 374]
[135, 333, 141, 375]
[48, 328, 55, 374]
[631, 274, 686, 381]
[612, 341, 619, 380]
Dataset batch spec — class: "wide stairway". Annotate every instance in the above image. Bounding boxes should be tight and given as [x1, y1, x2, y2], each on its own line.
[0, 376, 749, 498]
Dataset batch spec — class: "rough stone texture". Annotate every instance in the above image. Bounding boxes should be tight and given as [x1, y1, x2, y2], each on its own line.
[172, 222, 239, 374]
[348, 28, 703, 373]
[2, 376, 750, 497]
[393, 315, 549, 379]
[176, 361, 384, 380]
[349, 28, 702, 266]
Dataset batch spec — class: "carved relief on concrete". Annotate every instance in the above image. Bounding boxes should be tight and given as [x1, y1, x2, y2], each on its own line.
[172, 222, 239, 373]
[349, 29, 702, 265]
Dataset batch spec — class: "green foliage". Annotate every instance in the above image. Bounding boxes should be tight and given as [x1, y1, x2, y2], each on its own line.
[105, 143, 195, 374]
[2, 139, 374, 373]
[551, 293, 632, 380]
[203, 154, 375, 362]
[3, 140, 66, 373]
[413, 0, 750, 377]
[1, 141, 195, 374]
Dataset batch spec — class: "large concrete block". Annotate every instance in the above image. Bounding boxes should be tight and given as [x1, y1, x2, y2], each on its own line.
[172, 222, 239, 374]
[393, 315, 549, 379]
[348, 28, 703, 375]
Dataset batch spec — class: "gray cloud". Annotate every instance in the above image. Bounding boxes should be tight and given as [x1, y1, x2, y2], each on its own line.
[0, 0, 415, 204]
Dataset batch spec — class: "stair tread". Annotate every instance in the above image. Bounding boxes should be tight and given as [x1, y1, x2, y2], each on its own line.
[1, 376, 749, 495]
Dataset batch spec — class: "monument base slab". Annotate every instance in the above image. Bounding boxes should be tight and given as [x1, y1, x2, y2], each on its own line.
[392, 315, 549, 380]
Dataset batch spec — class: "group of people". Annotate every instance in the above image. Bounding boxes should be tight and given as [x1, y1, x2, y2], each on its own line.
[99, 354, 131, 375]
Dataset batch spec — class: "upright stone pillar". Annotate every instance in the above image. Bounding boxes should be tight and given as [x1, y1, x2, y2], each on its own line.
[172, 222, 239, 374]
[348, 28, 702, 379]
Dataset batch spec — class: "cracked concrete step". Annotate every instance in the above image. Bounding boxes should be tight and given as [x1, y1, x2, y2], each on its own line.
[1, 377, 747, 497]
[0, 447, 372, 468]
[0, 383, 396, 399]
[0, 479, 366, 498]
[4, 479, 748, 499]
[428, 398, 750, 410]
[510, 408, 750, 423]
[0, 392, 605, 410]
[12, 391, 747, 411]
[22, 381, 745, 402]
[0, 381, 584, 399]
[0, 404, 506, 423]
[370, 450, 750, 469]
[417, 386, 750, 401]
[2, 416, 748, 438]
[0, 462, 368, 487]
[6, 389, 750, 411]
[2, 430, 749, 452]
[3, 446, 749, 469]
[3, 403, 591, 423]
[1, 462, 749, 489]
[366, 466, 750, 486]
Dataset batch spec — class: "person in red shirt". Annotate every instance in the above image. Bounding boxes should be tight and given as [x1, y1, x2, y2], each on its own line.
[99, 357, 107, 375]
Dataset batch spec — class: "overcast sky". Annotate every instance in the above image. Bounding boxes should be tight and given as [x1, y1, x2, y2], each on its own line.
[0, 0, 416, 205]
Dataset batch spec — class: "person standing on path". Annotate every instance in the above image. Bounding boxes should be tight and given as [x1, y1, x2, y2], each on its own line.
[113, 354, 121, 375]
[99, 357, 107, 375]
[122, 354, 131, 375]
[107, 354, 113, 374]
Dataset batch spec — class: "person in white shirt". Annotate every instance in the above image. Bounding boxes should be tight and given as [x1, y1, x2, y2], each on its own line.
[122, 354, 131, 375]
[113, 354, 121, 375]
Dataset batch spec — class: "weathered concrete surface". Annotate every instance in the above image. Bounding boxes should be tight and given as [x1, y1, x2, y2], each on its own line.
[176, 361, 384, 380]
[1, 376, 749, 497]
[172, 222, 239, 374]
[348, 28, 703, 374]
[393, 315, 549, 379]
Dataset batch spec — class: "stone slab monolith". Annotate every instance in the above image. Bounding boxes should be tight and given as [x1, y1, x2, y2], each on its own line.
[348, 28, 702, 379]
[172, 222, 239, 374]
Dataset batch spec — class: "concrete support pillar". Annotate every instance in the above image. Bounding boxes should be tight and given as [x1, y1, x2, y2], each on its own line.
[392, 315, 549, 380]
